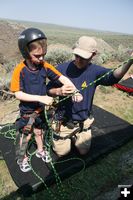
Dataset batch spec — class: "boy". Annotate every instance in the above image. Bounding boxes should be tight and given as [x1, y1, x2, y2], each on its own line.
[10, 28, 82, 172]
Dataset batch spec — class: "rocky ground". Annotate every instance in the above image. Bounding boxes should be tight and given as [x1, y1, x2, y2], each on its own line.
[0, 99, 19, 125]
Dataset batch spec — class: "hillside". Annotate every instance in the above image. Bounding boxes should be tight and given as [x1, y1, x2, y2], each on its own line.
[17, 20, 133, 49]
[0, 19, 133, 65]
[0, 19, 116, 81]
[0, 20, 26, 63]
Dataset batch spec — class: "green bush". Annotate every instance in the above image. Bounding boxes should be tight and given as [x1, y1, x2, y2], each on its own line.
[4, 60, 17, 73]
[115, 44, 131, 62]
[45, 46, 72, 66]
[95, 46, 131, 65]
[0, 72, 11, 90]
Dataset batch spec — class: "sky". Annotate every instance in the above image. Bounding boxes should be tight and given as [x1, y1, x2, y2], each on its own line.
[0, 0, 133, 34]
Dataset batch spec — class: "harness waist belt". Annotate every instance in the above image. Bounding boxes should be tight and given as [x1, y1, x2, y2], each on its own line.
[53, 127, 81, 140]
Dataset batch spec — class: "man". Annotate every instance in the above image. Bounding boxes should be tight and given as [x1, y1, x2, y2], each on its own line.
[47, 36, 133, 157]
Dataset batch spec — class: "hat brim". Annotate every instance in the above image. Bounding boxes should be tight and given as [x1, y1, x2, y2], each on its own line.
[73, 48, 93, 59]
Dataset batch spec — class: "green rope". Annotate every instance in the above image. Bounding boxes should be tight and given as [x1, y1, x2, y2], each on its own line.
[44, 107, 70, 200]
[28, 150, 58, 200]
[0, 124, 16, 141]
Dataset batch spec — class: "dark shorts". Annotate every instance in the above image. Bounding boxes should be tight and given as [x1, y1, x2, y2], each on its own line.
[15, 112, 46, 132]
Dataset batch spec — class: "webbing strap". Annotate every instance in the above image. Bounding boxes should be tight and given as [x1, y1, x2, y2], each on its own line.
[53, 127, 81, 140]
[15, 132, 28, 162]
[53, 120, 92, 141]
[15, 131, 21, 161]
[22, 112, 39, 133]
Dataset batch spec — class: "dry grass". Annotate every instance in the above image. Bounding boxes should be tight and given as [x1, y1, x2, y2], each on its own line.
[0, 160, 17, 197]
[94, 87, 133, 124]
[93, 61, 133, 124]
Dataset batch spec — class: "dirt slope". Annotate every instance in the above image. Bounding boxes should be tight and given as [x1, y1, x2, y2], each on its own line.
[0, 20, 26, 63]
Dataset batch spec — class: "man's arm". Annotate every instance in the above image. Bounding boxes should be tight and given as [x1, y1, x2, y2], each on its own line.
[113, 58, 133, 79]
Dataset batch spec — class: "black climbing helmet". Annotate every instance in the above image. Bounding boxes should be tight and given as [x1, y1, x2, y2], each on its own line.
[18, 28, 47, 59]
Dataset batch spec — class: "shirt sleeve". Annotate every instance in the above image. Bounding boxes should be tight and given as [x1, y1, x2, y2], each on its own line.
[95, 65, 121, 86]
[44, 61, 62, 80]
[46, 64, 63, 94]
[10, 62, 25, 92]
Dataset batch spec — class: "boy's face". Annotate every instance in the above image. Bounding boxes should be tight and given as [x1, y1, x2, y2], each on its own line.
[28, 39, 47, 65]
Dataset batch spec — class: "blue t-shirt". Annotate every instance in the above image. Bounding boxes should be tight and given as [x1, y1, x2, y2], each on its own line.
[47, 61, 120, 121]
[10, 61, 61, 114]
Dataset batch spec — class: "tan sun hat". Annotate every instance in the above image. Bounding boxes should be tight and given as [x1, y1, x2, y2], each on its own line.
[73, 36, 97, 59]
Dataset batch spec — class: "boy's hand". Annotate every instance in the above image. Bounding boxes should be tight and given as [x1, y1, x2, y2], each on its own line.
[59, 86, 83, 102]
[39, 96, 54, 105]
[60, 85, 76, 96]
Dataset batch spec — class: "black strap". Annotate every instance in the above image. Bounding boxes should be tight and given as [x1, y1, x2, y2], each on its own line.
[53, 126, 81, 140]
[15, 132, 28, 162]
[22, 112, 39, 134]
[53, 119, 92, 141]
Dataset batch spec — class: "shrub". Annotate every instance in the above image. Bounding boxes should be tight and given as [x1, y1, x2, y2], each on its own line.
[115, 44, 132, 62]
[94, 46, 132, 65]
[3, 60, 18, 73]
[45, 44, 72, 66]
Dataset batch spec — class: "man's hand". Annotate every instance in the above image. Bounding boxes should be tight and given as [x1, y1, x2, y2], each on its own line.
[72, 91, 83, 102]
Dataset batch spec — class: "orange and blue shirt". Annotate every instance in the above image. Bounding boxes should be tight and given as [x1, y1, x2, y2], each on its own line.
[10, 60, 61, 114]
